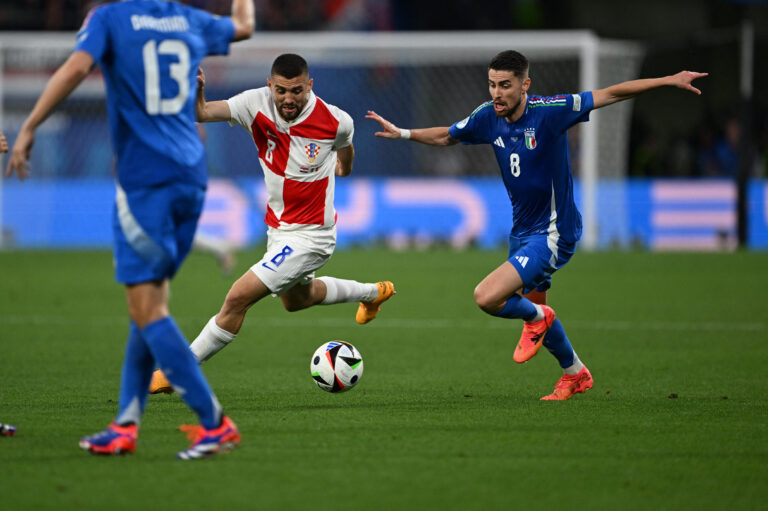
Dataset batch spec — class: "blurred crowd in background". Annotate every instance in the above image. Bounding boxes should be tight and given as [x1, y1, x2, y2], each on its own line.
[1, 0, 766, 178]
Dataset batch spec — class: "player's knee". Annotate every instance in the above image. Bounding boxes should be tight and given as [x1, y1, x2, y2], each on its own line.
[473, 286, 497, 314]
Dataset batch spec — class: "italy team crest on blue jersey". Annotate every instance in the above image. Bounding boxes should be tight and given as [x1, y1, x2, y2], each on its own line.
[305, 143, 320, 163]
[524, 128, 537, 150]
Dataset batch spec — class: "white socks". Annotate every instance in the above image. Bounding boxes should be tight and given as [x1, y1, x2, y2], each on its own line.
[317, 276, 378, 304]
[564, 353, 584, 375]
[189, 315, 236, 363]
[187, 279, 377, 363]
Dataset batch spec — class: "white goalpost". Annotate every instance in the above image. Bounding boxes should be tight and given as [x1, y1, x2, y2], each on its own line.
[0, 30, 643, 250]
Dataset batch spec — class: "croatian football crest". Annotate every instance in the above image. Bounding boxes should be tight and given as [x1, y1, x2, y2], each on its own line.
[524, 128, 537, 150]
[305, 143, 320, 163]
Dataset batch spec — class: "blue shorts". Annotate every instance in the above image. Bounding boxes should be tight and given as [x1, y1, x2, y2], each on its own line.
[112, 182, 205, 285]
[507, 234, 576, 294]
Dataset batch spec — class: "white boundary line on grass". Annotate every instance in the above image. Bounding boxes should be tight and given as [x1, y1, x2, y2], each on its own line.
[0, 315, 763, 332]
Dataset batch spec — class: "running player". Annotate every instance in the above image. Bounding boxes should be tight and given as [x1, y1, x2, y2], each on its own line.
[6, 0, 255, 458]
[149, 54, 394, 394]
[366, 50, 706, 400]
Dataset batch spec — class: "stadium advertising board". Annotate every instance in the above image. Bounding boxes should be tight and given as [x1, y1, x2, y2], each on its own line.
[2, 179, 766, 250]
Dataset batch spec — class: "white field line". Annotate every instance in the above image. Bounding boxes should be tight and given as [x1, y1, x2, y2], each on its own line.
[0, 315, 764, 332]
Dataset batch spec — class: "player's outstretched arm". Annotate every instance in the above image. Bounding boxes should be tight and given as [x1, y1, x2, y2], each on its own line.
[6, 50, 93, 181]
[335, 144, 354, 177]
[592, 70, 708, 109]
[230, 0, 255, 41]
[365, 110, 459, 146]
[196, 68, 231, 123]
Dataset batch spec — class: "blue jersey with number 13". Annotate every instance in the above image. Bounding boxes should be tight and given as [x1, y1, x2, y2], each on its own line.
[75, 0, 234, 191]
[449, 92, 594, 245]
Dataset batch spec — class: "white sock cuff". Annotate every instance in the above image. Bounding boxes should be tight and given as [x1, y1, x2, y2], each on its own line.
[564, 353, 584, 375]
[190, 315, 237, 363]
[526, 303, 544, 323]
[208, 315, 236, 342]
[317, 277, 338, 304]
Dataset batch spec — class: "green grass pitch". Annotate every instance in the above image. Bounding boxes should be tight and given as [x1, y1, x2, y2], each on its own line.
[1, 248, 766, 510]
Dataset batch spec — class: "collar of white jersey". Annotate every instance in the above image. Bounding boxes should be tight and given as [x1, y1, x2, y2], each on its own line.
[272, 90, 318, 130]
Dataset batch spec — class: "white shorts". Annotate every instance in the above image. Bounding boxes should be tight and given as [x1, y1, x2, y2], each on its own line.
[251, 227, 336, 295]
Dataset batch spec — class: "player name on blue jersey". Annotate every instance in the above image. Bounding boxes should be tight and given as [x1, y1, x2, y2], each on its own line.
[74, 1, 235, 192]
[130, 15, 190, 32]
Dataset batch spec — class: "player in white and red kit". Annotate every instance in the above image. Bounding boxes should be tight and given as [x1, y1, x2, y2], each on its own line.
[150, 54, 394, 392]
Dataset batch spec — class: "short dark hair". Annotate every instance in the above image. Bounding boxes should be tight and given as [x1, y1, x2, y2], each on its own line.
[271, 53, 309, 79]
[488, 50, 529, 78]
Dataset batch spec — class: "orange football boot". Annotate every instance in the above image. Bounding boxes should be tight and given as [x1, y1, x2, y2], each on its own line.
[177, 415, 241, 460]
[513, 304, 556, 363]
[540, 366, 593, 401]
[149, 369, 174, 394]
[79, 422, 137, 455]
[356, 281, 396, 324]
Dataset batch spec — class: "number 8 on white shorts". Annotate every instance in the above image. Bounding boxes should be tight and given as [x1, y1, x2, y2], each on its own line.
[251, 232, 335, 295]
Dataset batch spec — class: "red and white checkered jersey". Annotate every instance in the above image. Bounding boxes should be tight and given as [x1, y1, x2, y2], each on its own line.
[227, 88, 354, 231]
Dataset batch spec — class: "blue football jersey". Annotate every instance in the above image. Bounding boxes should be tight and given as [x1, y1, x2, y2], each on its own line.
[75, 0, 234, 191]
[449, 92, 594, 244]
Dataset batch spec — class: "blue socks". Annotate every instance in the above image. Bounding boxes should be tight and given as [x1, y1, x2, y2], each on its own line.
[140, 316, 222, 430]
[116, 321, 154, 426]
[492, 296, 577, 369]
[493, 294, 538, 321]
[542, 319, 576, 369]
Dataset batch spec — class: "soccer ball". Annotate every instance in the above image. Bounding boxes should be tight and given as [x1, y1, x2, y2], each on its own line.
[310, 341, 364, 393]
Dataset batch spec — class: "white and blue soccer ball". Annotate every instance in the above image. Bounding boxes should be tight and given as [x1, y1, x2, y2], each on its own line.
[310, 341, 363, 393]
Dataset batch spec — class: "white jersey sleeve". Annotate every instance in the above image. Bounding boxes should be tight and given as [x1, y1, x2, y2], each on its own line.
[330, 107, 354, 149]
[226, 88, 267, 130]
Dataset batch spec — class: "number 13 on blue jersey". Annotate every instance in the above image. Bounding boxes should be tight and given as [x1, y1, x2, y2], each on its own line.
[142, 39, 190, 115]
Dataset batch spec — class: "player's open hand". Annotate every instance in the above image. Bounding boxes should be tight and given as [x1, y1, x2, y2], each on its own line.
[671, 71, 708, 95]
[0, 132, 8, 153]
[6, 128, 33, 181]
[366, 110, 401, 139]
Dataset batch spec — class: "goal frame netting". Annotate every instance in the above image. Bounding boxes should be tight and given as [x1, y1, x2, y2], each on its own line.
[0, 30, 643, 250]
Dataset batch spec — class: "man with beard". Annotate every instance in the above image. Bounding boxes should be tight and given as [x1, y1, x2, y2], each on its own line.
[366, 50, 706, 400]
[150, 54, 394, 393]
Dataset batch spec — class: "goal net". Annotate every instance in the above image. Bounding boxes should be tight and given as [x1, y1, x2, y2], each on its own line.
[0, 30, 643, 249]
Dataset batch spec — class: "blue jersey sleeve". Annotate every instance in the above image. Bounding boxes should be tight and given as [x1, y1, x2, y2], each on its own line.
[74, 6, 109, 62]
[186, 8, 235, 56]
[449, 102, 494, 145]
[545, 92, 594, 134]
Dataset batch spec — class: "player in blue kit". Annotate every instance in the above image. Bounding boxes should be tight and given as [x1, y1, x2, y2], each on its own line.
[6, 0, 255, 458]
[367, 50, 706, 400]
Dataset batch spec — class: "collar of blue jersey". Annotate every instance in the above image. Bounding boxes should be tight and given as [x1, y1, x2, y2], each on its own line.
[515, 96, 531, 123]
[272, 90, 317, 130]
